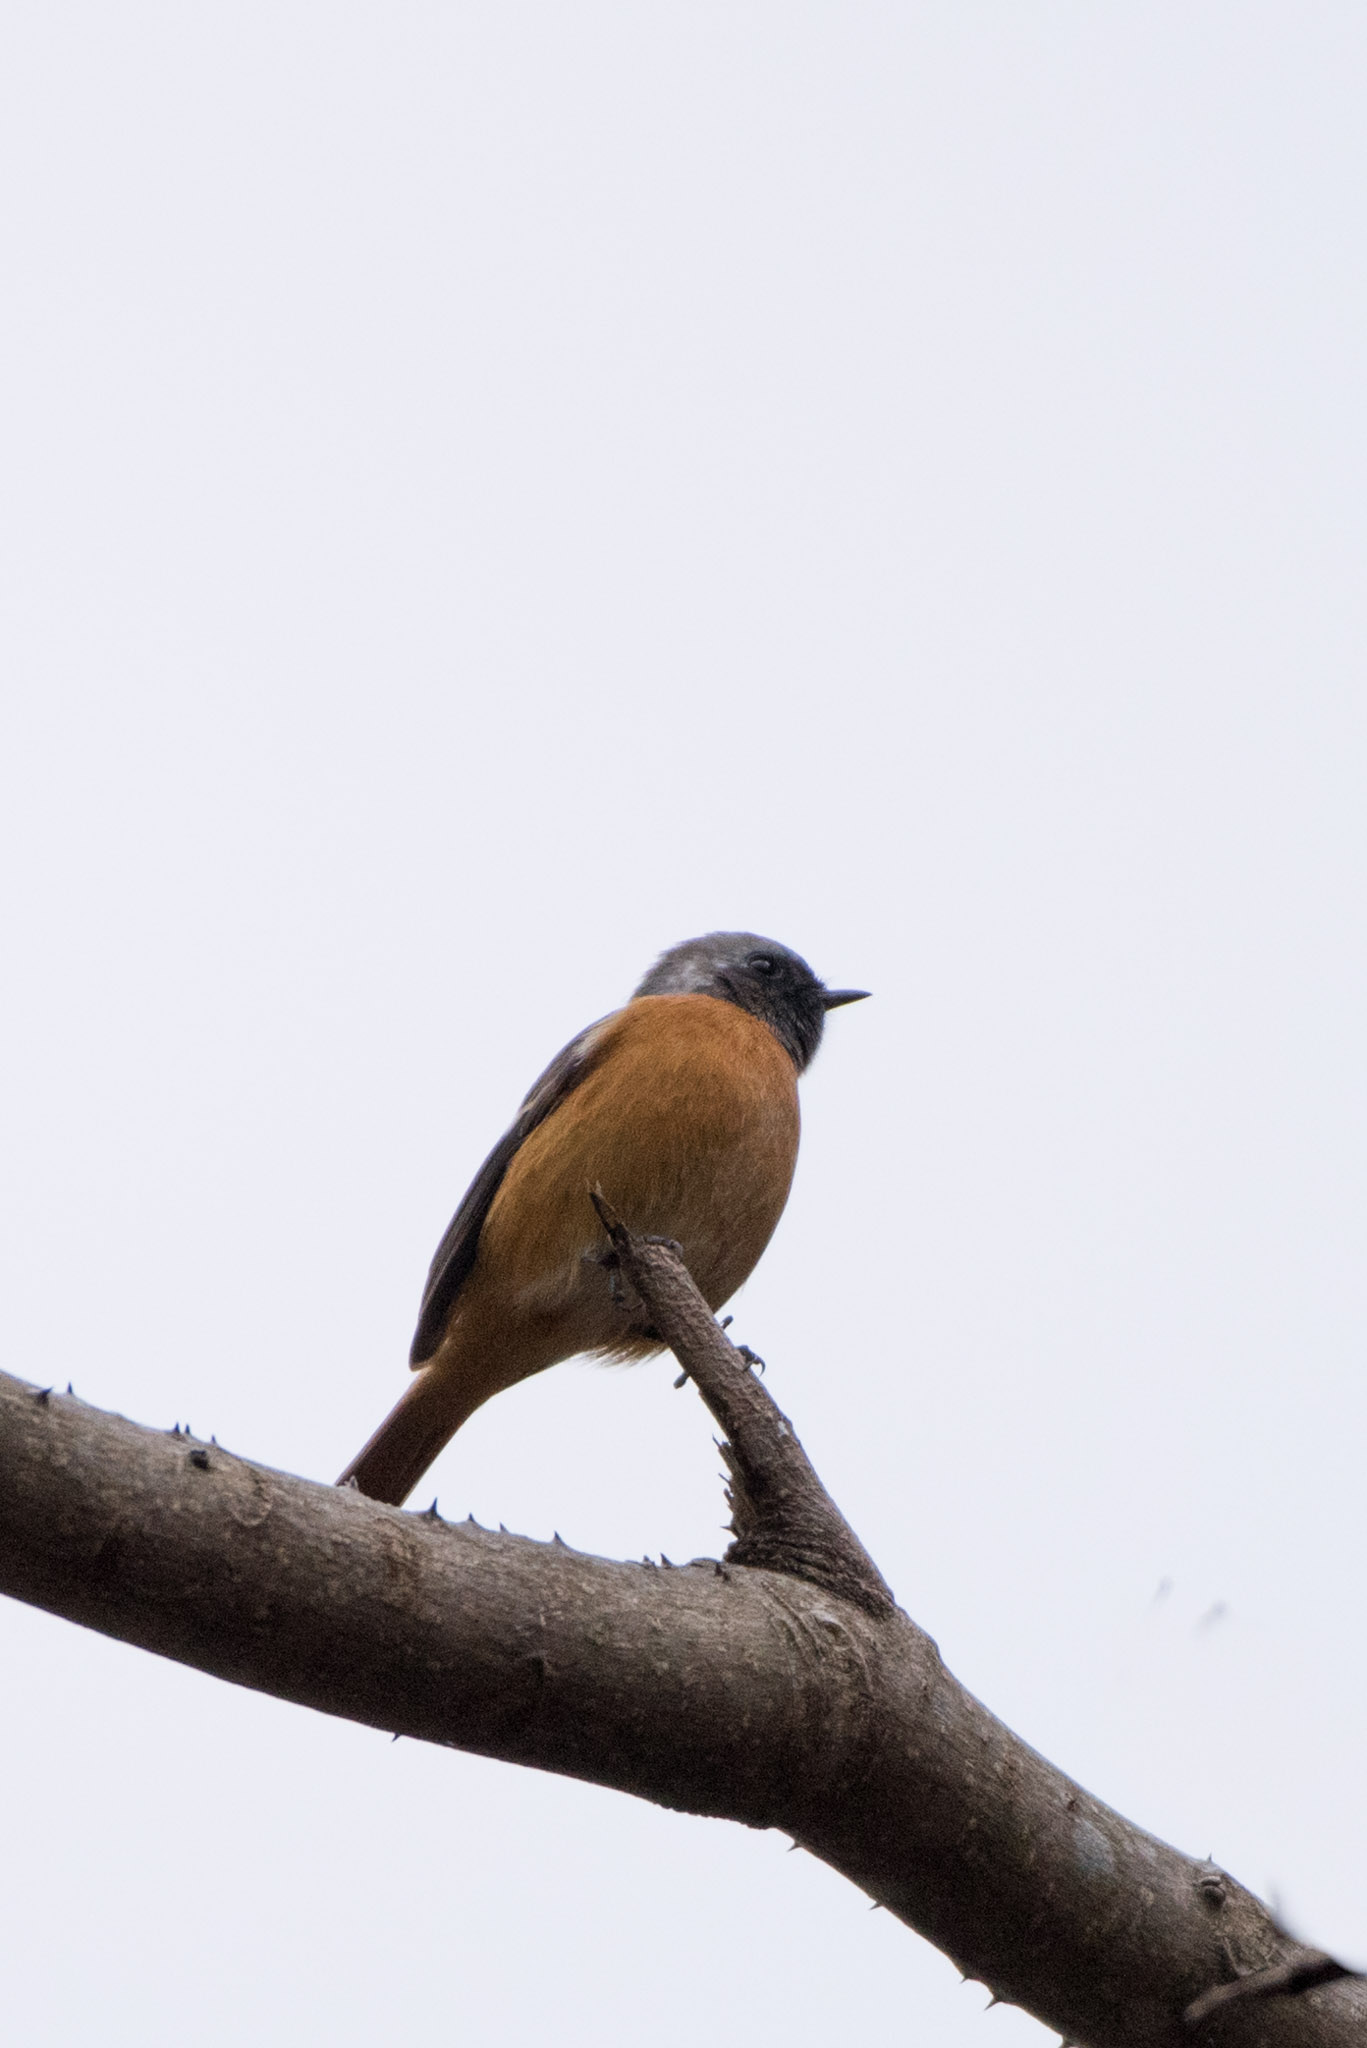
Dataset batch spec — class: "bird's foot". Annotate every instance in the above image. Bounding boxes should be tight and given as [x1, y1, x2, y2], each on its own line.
[584, 1243, 661, 1326]
[584, 1234, 680, 1313]
[585, 1243, 627, 1307]
[736, 1344, 766, 1375]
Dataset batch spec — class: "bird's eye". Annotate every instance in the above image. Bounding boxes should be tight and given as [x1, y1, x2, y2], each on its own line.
[747, 953, 778, 976]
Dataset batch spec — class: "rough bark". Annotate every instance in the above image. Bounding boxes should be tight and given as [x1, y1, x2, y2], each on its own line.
[0, 1231, 1359, 2047]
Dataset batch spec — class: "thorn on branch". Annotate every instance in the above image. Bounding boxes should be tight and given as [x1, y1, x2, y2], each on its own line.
[33, 1386, 52, 1404]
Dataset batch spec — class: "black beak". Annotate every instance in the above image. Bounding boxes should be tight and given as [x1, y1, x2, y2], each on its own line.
[819, 987, 870, 1010]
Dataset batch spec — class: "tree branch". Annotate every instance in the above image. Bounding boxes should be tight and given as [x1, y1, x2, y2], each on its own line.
[1, 1238, 1360, 2048]
[590, 1187, 895, 1615]
[1185, 1951, 1359, 2029]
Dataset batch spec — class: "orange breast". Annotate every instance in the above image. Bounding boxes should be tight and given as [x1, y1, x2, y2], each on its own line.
[450, 993, 800, 1373]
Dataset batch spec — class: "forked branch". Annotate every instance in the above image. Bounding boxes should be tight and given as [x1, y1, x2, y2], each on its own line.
[0, 1224, 1359, 2048]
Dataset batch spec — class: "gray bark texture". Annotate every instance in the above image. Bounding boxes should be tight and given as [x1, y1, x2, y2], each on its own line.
[0, 1213, 1359, 2047]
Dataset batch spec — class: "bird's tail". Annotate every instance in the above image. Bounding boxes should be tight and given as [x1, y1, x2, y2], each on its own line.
[337, 1365, 484, 1506]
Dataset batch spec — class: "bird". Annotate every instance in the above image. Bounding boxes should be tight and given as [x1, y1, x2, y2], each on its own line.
[338, 932, 868, 1505]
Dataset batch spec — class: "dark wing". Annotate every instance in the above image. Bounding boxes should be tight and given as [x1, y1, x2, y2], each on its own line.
[408, 1015, 611, 1365]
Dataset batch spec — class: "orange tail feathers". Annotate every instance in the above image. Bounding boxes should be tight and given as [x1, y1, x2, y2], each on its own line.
[337, 1365, 485, 1506]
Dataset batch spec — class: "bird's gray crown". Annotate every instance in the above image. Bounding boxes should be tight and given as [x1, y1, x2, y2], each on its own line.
[632, 931, 867, 1071]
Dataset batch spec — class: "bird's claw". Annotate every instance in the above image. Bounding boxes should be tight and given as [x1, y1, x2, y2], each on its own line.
[736, 1343, 765, 1375]
[585, 1233, 680, 1313]
[585, 1243, 627, 1306]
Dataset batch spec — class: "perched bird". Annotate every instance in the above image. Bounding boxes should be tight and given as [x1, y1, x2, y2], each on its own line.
[339, 932, 868, 1504]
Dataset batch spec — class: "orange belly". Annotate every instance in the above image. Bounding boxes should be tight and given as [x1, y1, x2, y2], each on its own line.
[428, 992, 800, 1411]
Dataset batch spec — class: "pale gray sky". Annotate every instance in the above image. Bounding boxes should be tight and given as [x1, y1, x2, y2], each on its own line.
[3, 6, 1365, 2043]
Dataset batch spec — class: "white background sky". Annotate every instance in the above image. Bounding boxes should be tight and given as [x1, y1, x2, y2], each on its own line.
[2, 6, 1365, 2042]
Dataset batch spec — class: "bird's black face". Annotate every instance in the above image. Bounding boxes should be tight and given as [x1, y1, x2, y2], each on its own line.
[631, 931, 869, 1071]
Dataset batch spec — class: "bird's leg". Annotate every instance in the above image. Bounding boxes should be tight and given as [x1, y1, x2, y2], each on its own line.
[585, 1230, 680, 1332]
[584, 1243, 657, 1332]
[585, 1242, 628, 1307]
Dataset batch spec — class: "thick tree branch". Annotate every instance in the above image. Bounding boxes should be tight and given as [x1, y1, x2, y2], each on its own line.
[1, 1242, 1360, 2048]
